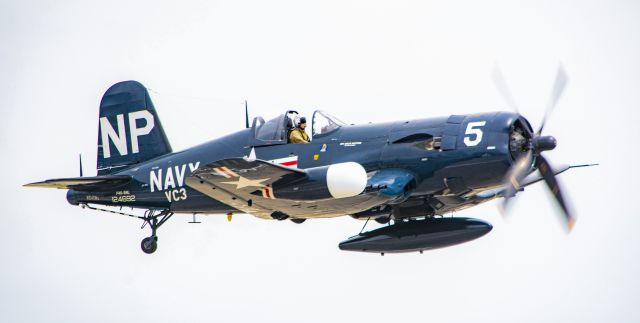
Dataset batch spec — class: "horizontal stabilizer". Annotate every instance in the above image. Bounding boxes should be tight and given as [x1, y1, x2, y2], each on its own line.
[24, 175, 131, 191]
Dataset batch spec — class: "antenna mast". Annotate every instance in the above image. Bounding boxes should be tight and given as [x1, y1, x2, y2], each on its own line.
[245, 100, 250, 128]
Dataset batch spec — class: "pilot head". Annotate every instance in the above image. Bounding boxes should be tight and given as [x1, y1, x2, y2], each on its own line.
[297, 117, 307, 129]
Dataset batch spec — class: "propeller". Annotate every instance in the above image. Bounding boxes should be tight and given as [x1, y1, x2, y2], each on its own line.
[535, 154, 576, 231]
[492, 65, 521, 113]
[494, 64, 576, 232]
[537, 65, 568, 135]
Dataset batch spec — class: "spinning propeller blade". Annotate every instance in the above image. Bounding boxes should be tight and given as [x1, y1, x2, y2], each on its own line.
[535, 154, 576, 232]
[501, 150, 532, 214]
[537, 64, 568, 135]
[492, 65, 520, 113]
[497, 64, 576, 232]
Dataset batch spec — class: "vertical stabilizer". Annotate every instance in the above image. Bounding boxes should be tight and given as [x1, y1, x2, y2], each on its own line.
[97, 81, 172, 175]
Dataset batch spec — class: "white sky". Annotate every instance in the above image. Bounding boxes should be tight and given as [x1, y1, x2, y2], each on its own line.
[2, 0, 639, 322]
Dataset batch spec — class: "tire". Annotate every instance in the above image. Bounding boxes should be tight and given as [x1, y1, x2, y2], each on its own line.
[290, 218, 306, 224]
[374, 216, 390, 224]
[141, 237, 158, 254]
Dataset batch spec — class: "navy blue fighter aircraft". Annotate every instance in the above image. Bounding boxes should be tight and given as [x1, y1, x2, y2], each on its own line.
[25, 68, 594, 254]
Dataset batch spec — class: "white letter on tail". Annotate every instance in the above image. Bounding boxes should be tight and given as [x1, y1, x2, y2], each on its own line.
[100, 114, 128, 158]
[128, 110, 155, 154]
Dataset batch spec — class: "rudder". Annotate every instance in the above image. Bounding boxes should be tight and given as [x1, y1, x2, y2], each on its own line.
[97, 81, 172, 175]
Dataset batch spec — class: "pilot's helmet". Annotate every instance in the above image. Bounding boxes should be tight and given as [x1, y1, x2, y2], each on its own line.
[296, 116, 307, 127]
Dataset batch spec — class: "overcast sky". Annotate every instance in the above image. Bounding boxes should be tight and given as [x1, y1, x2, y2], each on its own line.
[2, 1, 639, 322]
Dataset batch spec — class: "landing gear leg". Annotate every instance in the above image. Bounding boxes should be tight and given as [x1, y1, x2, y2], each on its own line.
[140, 209, 173, 254]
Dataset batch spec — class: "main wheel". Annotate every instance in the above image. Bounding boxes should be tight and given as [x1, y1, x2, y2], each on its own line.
[374, 216, 390, 224]
[290, 218, 306, 224]
[141, 236, 158, 254]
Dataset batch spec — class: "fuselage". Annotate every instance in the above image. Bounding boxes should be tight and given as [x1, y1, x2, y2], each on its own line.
[68, 111, 529, 218]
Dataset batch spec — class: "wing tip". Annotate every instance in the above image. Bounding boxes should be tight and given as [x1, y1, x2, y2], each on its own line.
[23, 182, 47, 188]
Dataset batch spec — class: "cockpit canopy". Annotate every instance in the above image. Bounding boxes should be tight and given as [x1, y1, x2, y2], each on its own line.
[311, 110, 346, 137]
[253, 114, 286, 142]
[250, 110, 346, 146]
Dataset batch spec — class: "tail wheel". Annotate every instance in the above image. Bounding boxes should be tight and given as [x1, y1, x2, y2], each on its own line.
[141, 236, 158, 254]
[139, 209, 172, 254]
[291, 218, 306, 224]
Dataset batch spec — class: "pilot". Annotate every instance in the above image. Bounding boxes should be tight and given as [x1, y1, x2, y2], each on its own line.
[289, 117, 310, 144]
